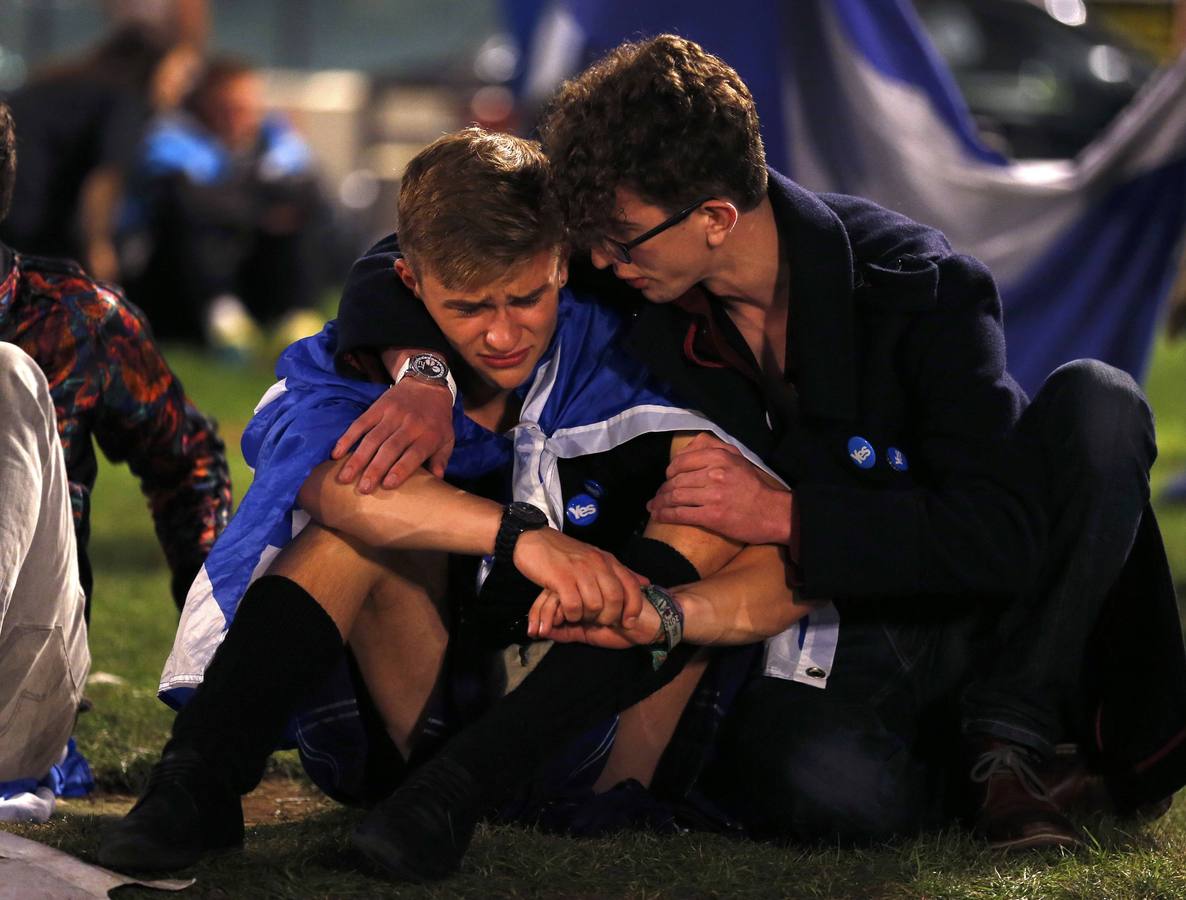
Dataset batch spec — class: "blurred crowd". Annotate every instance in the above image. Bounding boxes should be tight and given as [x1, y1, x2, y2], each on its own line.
[0, 12, 332, 352]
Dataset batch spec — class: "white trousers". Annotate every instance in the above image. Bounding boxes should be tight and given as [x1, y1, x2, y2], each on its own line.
[0, 343, 89, 782]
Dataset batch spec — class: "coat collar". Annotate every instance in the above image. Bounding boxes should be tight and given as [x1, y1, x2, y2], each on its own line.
[767, 169, 860, 423]
[627, 171, 866, 427]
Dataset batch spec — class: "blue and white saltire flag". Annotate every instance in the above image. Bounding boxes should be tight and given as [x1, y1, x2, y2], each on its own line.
[160, 289, 837, 705]
[508, 0, 1186, 394]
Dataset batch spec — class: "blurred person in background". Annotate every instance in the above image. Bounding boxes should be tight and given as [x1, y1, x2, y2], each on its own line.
[104, 0, 210, 48]
[0, 24, 200, 283]
[0, 102, 233, 617]
[119, 56, 330, 351]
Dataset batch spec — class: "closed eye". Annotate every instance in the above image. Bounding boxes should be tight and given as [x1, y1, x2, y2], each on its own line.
[445, 301, 488, 317]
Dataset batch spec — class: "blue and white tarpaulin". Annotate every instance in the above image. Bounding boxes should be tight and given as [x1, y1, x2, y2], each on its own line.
[161, 292, 836, 703]
[510, 0, 1186, 394]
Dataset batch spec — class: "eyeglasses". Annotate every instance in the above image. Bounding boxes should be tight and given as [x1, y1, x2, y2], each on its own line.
[602, 196, 713, 264]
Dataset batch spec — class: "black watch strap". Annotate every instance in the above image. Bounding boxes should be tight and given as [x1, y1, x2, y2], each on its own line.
[494, 501, 548, 563]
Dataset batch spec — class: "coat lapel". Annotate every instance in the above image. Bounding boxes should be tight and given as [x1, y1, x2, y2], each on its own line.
[768, 170, 860, 424]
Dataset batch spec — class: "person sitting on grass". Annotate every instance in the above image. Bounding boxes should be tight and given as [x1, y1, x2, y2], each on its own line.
[0, 97, 231, 820]
[99, 127, 808, 881]
[119, 55, 330, 349]
[0, 343, 90, 824]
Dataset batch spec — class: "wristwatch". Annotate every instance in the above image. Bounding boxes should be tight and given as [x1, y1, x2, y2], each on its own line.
[494, 501, 548, 563]
[394, 353, 457, 404]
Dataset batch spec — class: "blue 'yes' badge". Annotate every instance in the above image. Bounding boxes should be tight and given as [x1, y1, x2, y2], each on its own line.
[887, 447, 909, 472]
[847, 436, 876, 469]
[565, 493, 600, 526]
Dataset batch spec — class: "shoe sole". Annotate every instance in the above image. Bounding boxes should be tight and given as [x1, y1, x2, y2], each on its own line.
[97, 838, 242, 874]
[988, 831, 1085, 852]
[350, 828, 454, 884]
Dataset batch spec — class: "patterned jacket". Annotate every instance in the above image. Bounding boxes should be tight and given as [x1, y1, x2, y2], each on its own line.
[0, 243, 232, 610]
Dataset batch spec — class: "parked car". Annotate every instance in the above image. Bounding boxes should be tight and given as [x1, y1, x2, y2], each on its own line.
[914, 0, 1157, 158]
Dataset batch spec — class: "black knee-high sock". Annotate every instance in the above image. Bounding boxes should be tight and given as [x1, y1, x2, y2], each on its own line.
[170, 575, 344, 794]
[440, 536, 702, 804]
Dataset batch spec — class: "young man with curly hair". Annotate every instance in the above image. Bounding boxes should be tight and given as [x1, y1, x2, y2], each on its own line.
[329, 36, 1185, 854]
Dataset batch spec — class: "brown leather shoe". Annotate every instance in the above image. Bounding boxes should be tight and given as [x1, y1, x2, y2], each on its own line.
[969, 738, 1085, 851]
[1042, 744, 1112, 816]
[1040, 743, 1173, 823]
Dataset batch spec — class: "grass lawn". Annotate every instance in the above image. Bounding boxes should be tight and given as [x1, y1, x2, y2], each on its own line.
[5, 336, 1186, 898]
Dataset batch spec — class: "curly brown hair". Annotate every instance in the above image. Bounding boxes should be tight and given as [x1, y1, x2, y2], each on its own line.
[538, 34, 767, 250]
[0, 103, 14, 224]
[398, 127, 565, 290]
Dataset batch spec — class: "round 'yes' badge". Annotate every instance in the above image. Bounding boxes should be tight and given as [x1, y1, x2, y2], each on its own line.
[565, 493, 600, 526]
[847, 436, 876, 469]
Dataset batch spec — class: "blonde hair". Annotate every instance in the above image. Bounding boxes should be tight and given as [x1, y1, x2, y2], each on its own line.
[398, 127, 565, 290]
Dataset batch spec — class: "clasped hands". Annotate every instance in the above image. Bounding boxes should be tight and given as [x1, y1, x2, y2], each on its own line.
[514, 529, 664, 649]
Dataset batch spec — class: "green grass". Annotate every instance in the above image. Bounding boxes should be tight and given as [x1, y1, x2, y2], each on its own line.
[5, 337, 1186, 897]
[1146, 336, 1186, 584]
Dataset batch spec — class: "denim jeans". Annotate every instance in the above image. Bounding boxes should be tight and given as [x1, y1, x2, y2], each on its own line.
[699, 605, 971, 842]
[961, 359, 1156, 754]
[701, 359, 1156, 842]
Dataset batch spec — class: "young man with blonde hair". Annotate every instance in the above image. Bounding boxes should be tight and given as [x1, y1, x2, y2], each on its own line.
[101, 127, 804, 880]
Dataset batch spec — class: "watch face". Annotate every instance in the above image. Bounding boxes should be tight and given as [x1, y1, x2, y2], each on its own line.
[411, 354, 448, 380]
[508, 501, 548, 528]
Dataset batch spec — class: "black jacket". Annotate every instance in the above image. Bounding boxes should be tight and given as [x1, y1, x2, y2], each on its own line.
[335, 170, 1185, 805]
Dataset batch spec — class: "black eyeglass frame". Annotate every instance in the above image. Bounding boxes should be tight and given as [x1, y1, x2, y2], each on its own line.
[604, 195, 714, 264]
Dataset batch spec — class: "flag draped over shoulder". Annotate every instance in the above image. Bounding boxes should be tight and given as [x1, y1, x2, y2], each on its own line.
[159, 290, 782, 705]
[509, 0, 1186, 393]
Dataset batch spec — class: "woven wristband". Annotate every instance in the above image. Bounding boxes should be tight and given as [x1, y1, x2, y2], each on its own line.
[642, 584, 684, 670]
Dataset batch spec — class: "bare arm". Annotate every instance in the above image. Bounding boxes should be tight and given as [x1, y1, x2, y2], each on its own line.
[301, 458, 496, 553]
[532, 543, 810, 647]
[674, 544, 809, 644]
[299, 459, 643, 624]
[79, 166, 122, 282]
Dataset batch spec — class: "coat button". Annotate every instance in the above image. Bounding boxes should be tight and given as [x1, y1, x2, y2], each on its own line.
[805, 666, 827, 679]
[847, 436, 876, 469]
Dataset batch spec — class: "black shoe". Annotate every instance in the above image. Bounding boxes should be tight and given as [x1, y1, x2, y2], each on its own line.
[536, 779, 683, 837]
[98, 747, 244, 872]
[351, 756, 480, 883]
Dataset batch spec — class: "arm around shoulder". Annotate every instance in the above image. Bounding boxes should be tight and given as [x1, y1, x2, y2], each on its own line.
[334, 233, 451, 368]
